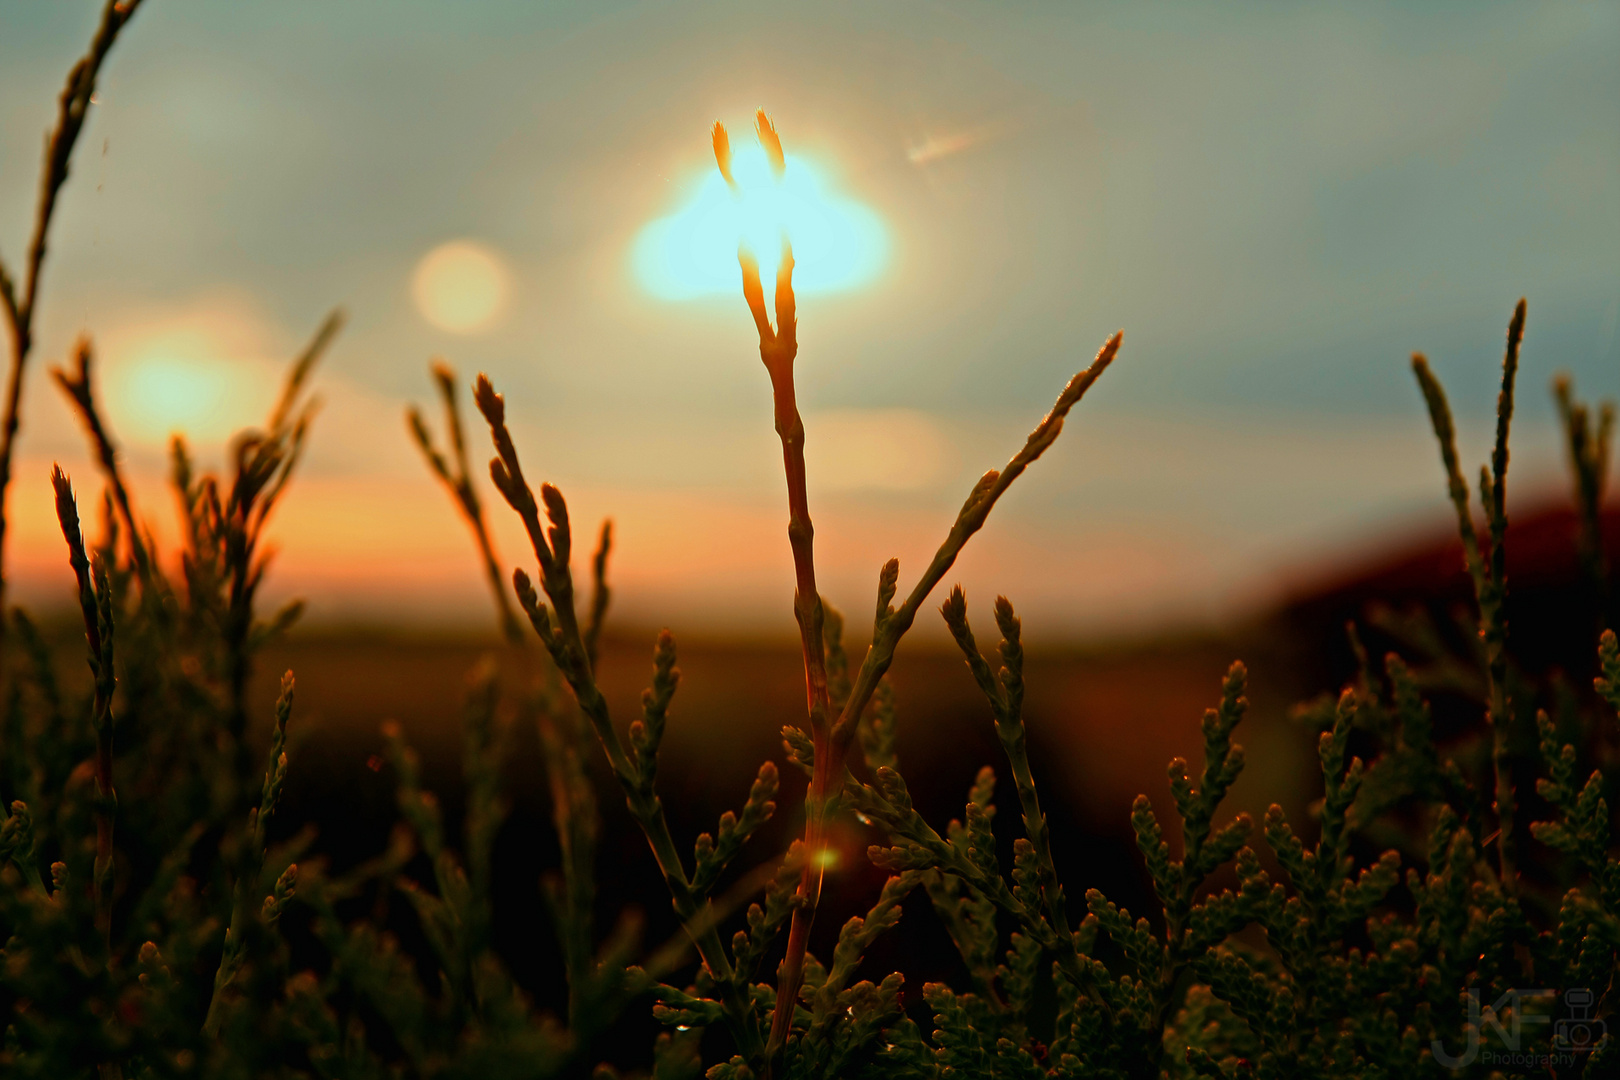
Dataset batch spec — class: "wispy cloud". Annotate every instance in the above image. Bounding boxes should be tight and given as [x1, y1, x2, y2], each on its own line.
[905, 117, 1021, 166]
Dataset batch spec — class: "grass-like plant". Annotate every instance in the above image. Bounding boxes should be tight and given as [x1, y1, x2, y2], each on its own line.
[0, 11, 1617, 1079]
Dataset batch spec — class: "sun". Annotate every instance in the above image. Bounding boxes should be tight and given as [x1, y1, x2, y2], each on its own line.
[411, 240, 512, 333]
[633, 141, 886, 301]
[100, 313, 283, 449]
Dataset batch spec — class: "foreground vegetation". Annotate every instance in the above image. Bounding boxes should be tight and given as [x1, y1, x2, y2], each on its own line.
[1, 6, 1616, 1077]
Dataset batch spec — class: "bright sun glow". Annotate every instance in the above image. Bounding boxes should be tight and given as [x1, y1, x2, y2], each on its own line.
[412, 240, 511, 333]
[125, 356, 230, 435]
[633, 145, 886, 300]
[104, 323, 281, 448]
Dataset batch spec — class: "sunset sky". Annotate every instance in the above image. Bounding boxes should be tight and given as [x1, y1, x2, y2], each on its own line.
[2, 1, 1616, 638]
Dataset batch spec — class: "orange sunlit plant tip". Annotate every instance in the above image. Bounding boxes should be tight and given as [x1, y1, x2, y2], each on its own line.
[711, 121, 736, 191]
[755, 109, 785, 180]
[711, 111, 787, 188]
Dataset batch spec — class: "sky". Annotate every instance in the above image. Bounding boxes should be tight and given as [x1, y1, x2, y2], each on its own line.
[1, 0, 1616, 639]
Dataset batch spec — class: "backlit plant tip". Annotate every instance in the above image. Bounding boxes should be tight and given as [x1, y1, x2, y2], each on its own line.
[637, 112, 884, 299]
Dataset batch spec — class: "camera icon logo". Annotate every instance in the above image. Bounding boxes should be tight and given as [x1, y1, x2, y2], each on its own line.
[1554, 989, 1607, 1052]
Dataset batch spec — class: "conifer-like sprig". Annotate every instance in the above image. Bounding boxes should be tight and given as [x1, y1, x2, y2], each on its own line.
[939, 590, 1103, 1012]
[52, 338, 152, 580]
[185, 309, 341, 791]
[0, 801, 45, 896]
[712, 110, 824, 1065]
[1123, 663, 1259, 1041]
[1342, 649, 1477, 840]
[1599, 629, 1620, 716]
[204, 671, 298, 1036]
[475, 371, 769, 1060]
[408, 360, 525, 644]
[1554, 374, 1615, 608]
[787, 871, 921, 1077]
[853, 755, 1092, 992]
[1531, 709, 1613, 890]
[53, 466, 120, 957]
[1222, 690, 1404, 1074]
[1410, 298, 1525, 892]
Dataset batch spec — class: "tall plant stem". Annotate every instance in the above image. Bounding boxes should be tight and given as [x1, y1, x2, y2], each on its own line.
[52, 468, 116, 951]
[53, 338, 151, 580]
[1411, 298, 1524, 893]
[1552, 374, 1613, 621]
[409, 360, 526, 646]
[1483, 301, 1523, 893]
[763, 330, 1122, 1067]
[0, 0, 146, 648]
[715, 111, 1120, 1071]
[474, 377, 765, 1061]
[740, 241, 839, 1063]
[715, 112, 836, 1065]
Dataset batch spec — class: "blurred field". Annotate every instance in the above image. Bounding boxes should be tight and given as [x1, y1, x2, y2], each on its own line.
[238, 621, 1313, 1016]
[252, 626, 1312, 836]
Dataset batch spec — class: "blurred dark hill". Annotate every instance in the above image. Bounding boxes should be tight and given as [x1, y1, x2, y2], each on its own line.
[1275, 502, 1619, 699]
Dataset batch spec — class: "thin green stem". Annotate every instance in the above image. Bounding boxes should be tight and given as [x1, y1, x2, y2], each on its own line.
[51, 468, 116, 955]
[939, 590, 1114, 1022]
[475, 376, 765, 1061]
[1553, 374, 1613, 617]
[204, 671, 295, 1037]
[408, 360, 526, 645]
[1410, 300, 1525, 893]
[52, 338, 151, 581]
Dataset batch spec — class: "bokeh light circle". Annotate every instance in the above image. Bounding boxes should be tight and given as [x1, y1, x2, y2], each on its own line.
[411, 240, 511, 333]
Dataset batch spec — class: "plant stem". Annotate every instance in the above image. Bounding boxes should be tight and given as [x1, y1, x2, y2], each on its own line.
[1410, 299, 1524, 893]
[1552, 374, 1613, 624]
[408, 361, 526, 645]
[0, 0, 145, 649]
[475, 378, 765, 1060]
[53, 338, 151, 580]
[940, 592, 1115, 1021]
[52, 468, 116, 953]
[204, 673, 294, 1037]
[1483, 300, 1524, 893]
[737, 240, 839, 1064]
